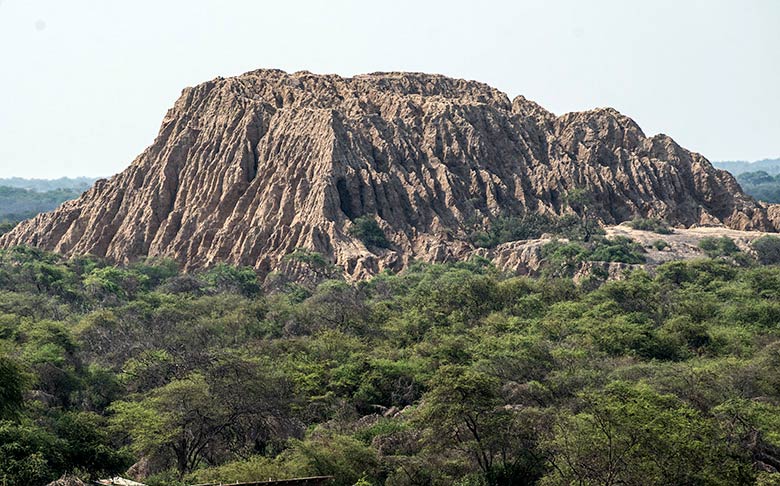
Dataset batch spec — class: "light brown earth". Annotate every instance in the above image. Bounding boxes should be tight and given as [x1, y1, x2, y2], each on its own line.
[2, 70, 778, 280]
[483, 224, 775, 280]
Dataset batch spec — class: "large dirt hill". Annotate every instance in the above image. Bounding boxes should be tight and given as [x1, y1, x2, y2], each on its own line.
[3, 70, 779, 278]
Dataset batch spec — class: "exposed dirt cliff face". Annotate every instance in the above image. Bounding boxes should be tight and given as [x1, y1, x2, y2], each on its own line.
[3, 70, 778, 278]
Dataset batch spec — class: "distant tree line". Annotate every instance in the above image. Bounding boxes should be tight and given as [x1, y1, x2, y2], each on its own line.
[713, 159, 780, 177]
[0, 177, 96, 192]
[0, 186, 88, 223]
[736, 171, 780, 203]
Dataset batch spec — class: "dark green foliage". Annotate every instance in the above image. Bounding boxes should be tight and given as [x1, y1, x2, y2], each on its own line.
[736, 171, 780, 203]
[0, 412, 130, 485]
[588, 236, 646, 264]
[0, 221, 16, 235]
[0, 421, 65, 485]
[283, 248, 339, 280]
[540, 240, 589, 277]
[468, 213, 558, 248]
[201, 263, 261, 296]
[0, 247, 779, 484]
[284, 248, 336, 270]
[349, 215, 391, 249]
[564, 188, 603, 242]
[626, 217, 674, 234]
[281, 433, 381, 486]
[0, 355, 26, 420]
[417, 365, 546, 484]
[0, 178, 96, 231]
[545, 382, 746, 485]
[740, 171, 777, 185]
[541, 236, 645, 276]
[84, 266, 150, 300]
[652, 239, 670, 250]
[469, 213, 604, 248]
[699, 236, 741, 258]
[554, 213, 606, 240]
[54, 411, 133, 477]
[753, 235, 780, 265]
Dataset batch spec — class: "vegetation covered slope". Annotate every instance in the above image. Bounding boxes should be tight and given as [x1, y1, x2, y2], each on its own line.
[2, 244, 780, 485]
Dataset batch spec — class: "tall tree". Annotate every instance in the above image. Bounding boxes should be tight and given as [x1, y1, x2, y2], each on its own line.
[111, 358, 297, 477]
[416, 365, 546, 485]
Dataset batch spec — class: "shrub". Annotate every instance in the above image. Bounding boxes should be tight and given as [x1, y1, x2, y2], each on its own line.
[541, 236, 645, 276]
[283, 248, 339, 278]
[281, 433, 381, 486]
[469, 213, 559, 248]
[555, 214, 605, 241]
[698, 236, 741, 258]
[201, 264, 261, 296]
[626, 217, 673, 234]
[752, 235, 780, 265]
[84, 266, 150, 300]
[0, 421, 65, 486]
[652, 239, 669, 251]
[186, 455, 287, 484]
[469, 213, 603, 248]
[349, 216, 390, 249]
[541, 240, 588, 277]
[588, 236, 646, 264]
[284, 248, 331, 268]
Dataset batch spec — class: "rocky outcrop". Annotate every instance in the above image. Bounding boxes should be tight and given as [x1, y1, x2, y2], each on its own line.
[481, 224, 777, 280]
[2, 70, 778, 279]
[45, 475, 87, 486]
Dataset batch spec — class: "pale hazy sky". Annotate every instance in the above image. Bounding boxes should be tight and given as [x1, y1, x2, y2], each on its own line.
[0, 0, 778, 179]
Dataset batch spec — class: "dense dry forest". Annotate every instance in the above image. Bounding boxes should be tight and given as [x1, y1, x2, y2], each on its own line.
[2, 231, 780, 485]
